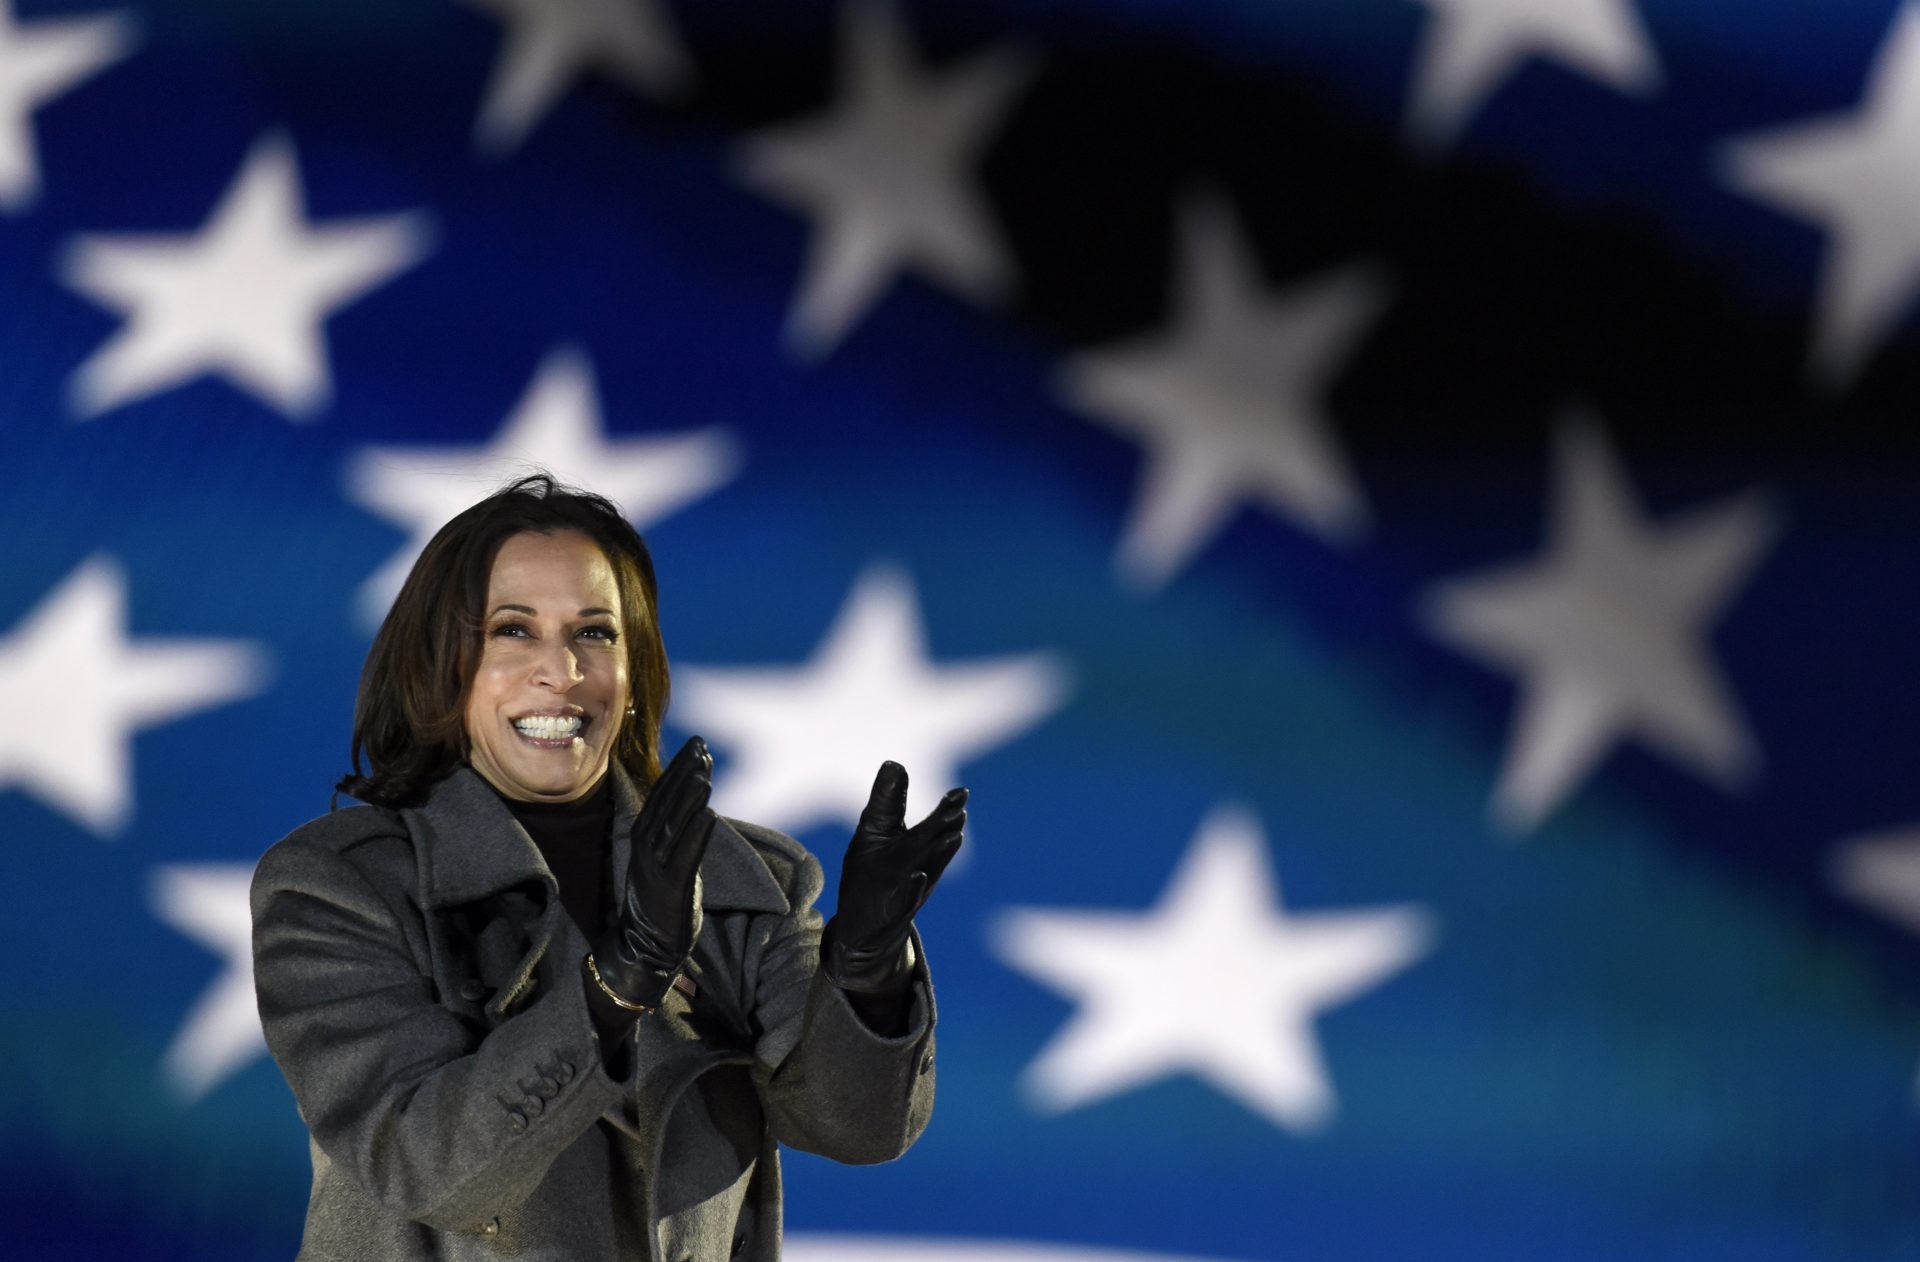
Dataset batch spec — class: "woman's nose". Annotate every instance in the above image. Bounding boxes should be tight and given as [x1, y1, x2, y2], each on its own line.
[530, 640, 584, 688]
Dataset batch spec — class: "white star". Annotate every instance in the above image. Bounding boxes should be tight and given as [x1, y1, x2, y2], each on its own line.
[463, 0, 692, 155]
[991, 804, 1434, 1133]
[1830, 825, 1920, 1104]
[346, 345, 741, 628]
[1832, 826, 1920, 938]
[675, 565, 1069, 836]
[1722, 5, 1920, 388]
[62, 134, 433, 420]
[0, 556, 270, 837]
[735, 0, 1034, 358]
[0, 0, 134, 211]
[1059, 195, 1388, 592]
[1404, 0, 1661, 152]
[1421, 412, 1780, 833]
[151, 863, 263, 1101]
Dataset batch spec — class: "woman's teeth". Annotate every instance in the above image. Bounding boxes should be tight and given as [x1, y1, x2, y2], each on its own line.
[513, 715, 583, 739]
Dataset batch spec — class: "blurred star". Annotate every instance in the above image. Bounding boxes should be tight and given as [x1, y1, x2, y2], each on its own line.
[1423, 413, 1779, 833]
[1060, 194, 1386, 592]
[736, 0, 1034, 358]
[992, 804, 1434, 1133]
[347, 345, 740, 628]
[0, 556, 270, 837]
[151, 864, 263, 1101]
[63, 135, 432, 419]
[677, 565, 1068, 836]
[1723, 5, 1920, 388]
[1404, 0, 1661, 152]
[0, 0, 134, 210]
[464, 0, 692, 155]
[1832, 825, 1920, 939]
[1831, 825, 1920, 1104]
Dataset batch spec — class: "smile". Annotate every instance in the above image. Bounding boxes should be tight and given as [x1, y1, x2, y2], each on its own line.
[512, 714, 585, 745]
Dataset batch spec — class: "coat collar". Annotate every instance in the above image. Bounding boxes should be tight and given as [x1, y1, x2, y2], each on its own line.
[406, 764, 789, 915]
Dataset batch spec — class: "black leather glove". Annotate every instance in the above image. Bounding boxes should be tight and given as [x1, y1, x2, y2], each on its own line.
[822, 761, 966, 996]
[589, 736, 716, 1011]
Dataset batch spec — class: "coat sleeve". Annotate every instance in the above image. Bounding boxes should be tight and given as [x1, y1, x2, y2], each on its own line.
[743, 841, 938, 1165]
[251, 829, 629, 1233]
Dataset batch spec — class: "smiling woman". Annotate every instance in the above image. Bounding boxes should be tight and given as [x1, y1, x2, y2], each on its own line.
[334, 475, 672, 813]
[249, 473, 968, 1261]
[464, 531, 632, 804]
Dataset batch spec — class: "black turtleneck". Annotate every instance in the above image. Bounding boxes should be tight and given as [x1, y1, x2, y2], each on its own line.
[491, 772, 615, 943]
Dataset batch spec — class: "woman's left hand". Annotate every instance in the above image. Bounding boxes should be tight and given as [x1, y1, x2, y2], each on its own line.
[823, 761, 966, 995]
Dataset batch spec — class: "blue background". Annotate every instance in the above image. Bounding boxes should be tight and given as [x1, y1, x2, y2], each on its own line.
[4, 1, 1920, 1258]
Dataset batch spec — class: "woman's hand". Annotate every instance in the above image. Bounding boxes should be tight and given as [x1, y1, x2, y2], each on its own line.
[823, 761, 966, 996]
[589, 736, 716, 1011]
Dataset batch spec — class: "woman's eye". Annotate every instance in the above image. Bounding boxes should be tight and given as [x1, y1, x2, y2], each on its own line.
[491, 623, 530, 638]
[580, 626, 619, 642]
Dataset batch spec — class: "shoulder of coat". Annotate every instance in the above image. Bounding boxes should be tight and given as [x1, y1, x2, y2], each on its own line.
[717, 815, 819, 882]
[254, 803, 419, 898]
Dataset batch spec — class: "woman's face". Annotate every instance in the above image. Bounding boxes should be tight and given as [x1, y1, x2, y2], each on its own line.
[464, 529, 630, 803]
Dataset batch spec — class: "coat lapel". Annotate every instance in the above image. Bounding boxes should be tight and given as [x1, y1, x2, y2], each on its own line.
[402, 768, 559, 1018]
[406, 766, 554, 910]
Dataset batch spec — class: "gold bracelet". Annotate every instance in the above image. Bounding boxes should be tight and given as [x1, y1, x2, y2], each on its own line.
[584, 953, 658, 1014]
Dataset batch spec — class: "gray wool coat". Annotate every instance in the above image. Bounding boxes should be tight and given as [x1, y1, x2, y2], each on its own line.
[250, 764, 938, 1261]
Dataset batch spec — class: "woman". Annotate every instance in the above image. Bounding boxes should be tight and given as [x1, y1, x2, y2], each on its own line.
[251, 474, 965, 1260]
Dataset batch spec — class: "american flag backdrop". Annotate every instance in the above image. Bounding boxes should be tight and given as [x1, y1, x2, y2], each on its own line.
[5, 0, 1920, 1257]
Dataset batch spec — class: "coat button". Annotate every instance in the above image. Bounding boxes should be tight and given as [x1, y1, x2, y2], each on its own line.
[522, 1096, 544, 1117]
[732, 1233, 747, 1257]
[919, 1053, 934, 1075]
[482, 1219, 499, 1236]
[459, 980, 488, 1002]
[554, 1060, 575, 1084]
[536, 1075, 559, 1098]
[507, 1110, 527, 1133]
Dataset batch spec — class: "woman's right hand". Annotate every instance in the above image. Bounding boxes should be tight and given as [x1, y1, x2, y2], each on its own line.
[589, 736, 716, 1011]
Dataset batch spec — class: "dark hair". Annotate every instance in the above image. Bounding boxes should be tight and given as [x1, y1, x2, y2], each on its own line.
[336, 472, 670, 808]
